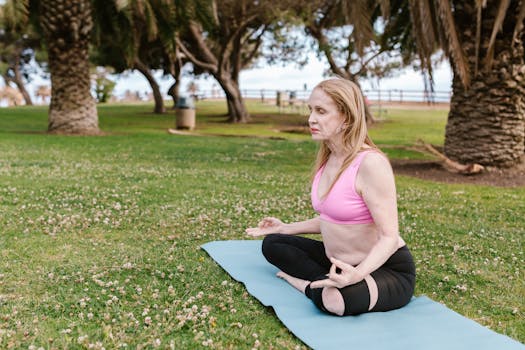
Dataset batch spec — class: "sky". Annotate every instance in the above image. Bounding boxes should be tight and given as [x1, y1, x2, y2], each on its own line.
[11, 52, 453, 105]
[105, 53, 453, 100]
[5, 30, 453, 104]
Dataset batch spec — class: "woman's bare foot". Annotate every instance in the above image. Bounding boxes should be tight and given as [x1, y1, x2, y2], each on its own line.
[276, 271, 310, 294]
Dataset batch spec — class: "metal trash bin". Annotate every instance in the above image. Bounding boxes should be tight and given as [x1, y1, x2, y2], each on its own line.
[175, 96, 196, 130]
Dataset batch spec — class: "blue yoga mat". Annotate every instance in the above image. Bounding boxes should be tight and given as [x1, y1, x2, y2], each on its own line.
[201, 240, 524, 350]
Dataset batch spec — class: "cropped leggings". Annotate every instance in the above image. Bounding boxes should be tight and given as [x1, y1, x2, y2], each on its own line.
[262, 234, 416, 316]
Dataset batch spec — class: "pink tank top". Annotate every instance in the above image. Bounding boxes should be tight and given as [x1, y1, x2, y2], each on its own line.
[311, 151, 374, 225]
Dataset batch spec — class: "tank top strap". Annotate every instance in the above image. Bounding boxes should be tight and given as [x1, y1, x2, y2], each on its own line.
[349, 150, 374, 170]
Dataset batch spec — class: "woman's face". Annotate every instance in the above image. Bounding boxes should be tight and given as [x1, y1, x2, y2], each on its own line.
[307, 88, 346, 142]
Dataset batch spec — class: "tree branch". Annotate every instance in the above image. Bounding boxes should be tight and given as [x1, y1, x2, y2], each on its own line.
[175, 36, 218, 73]
[435, 0, 470, 87]
[415, 139, 484, 175]
[241, 25, 267, 67]
[308, 24, 349, 79]
[483, 0, 510, 70]
[220, 13, 259, 72]
[187, 21, 219, 66]
[354, 48, 390, 77]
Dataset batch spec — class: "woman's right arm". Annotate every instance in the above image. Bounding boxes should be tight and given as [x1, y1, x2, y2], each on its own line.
[246, 216, 321, 237]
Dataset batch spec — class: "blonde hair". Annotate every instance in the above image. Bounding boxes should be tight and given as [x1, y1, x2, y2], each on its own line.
[312, 78, 379, 197]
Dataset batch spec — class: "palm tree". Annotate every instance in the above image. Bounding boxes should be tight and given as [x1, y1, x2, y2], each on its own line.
[408, 1, 525, 168]
[37, 0, 99, 134]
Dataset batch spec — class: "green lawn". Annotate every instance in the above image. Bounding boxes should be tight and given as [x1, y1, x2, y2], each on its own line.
[0, 101, 523, 348]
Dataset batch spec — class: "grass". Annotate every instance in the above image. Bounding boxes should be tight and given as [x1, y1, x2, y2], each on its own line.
[0, 101, 523, 349]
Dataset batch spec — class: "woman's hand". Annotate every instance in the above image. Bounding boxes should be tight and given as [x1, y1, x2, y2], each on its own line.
[309, 257, 364, 289]
[245, 217, 285, 237]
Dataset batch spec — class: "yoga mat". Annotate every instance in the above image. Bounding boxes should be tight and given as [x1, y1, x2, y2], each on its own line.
[201, 240, 524, 350]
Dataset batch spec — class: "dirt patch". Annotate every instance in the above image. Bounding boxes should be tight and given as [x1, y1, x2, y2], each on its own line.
[391, 159, 525, 187]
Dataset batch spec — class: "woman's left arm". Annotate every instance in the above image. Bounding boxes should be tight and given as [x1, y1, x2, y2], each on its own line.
[353, 152, 400, 280]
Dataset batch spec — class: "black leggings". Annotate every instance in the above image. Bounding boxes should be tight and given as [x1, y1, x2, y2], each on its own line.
[262, 234, 416, 316]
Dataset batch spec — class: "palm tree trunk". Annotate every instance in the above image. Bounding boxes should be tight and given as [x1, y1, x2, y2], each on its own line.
[444, 1, 525, 167]
[134, 58, 165, 114]
[41, 0, 99, 135]
[445, 71, 525, 167]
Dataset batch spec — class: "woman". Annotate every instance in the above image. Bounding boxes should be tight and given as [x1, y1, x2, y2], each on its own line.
[246, 78, 415, 316]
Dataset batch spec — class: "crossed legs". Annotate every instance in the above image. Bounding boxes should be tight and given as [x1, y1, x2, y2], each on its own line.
[276, 270, 379, 315]
[263, 233, 416, 316]
[262, 234, 379, 316]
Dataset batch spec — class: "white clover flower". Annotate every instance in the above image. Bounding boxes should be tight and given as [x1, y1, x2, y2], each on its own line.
[168, 285, 175, 295]
[202, 339, 213, 347]
[78, 335, 89, 343]
[455, 284, 468, 292]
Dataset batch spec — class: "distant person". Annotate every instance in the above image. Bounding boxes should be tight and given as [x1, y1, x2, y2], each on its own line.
[246, 78, 415, 316]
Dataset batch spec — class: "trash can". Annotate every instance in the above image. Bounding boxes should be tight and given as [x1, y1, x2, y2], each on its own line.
[175, 96, 196, 130]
